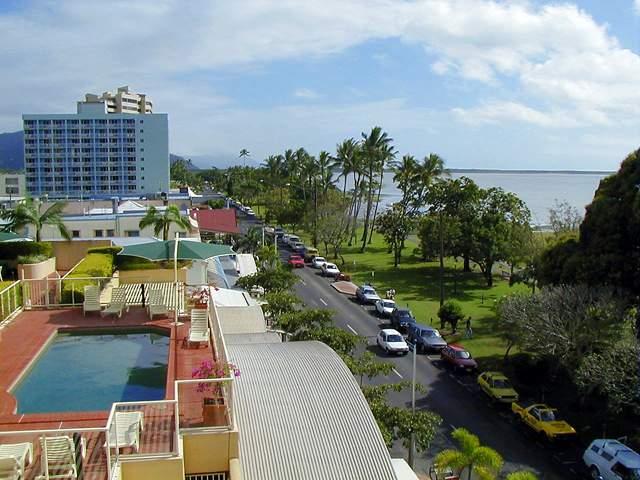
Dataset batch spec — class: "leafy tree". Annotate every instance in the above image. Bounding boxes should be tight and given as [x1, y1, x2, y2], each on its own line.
[138, 205, 192, 240]
[438, 300, 464, 333]
[170, 157, 195, 186]
[279, 308, 333, 338]
[417, 213, 460, 261]
[1, 197, 70, 241]
[262, 290, 300, 326]
[548, 199, 582, 234]
[297, 325, 361, 356]
[375, 204, 415, 267]
[316, 190, 351, 259]
[496, 285, 625, 373]
[434, 428, 503, 480]
[235, 226, 263, 254]
[343, 351, 394, 386]
[362, 383, 441, 453]
[506, 472, 538, 480]
[207, 199, 225, 209]
[235, 268, 298, 293]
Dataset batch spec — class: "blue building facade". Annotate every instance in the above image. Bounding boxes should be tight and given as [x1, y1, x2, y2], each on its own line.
[23, 102, 169, 198]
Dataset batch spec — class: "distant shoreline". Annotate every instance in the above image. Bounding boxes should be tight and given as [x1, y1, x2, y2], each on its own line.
[447, 168, 613, 175]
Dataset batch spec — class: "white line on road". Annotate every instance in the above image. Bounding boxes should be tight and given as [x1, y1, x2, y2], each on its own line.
[300, 279, 307, 286]
[392, 368, 404, 379]
[319, 298, 328, 306]
[346, 324, 358, 335]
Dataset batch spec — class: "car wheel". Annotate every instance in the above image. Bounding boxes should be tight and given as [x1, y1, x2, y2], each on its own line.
[589, 466, 600, 480]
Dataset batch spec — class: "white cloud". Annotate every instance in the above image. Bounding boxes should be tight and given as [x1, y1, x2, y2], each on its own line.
[635, 0, 640, 14]
[293, 88, 320, 99]
[452, 101, 584, 128]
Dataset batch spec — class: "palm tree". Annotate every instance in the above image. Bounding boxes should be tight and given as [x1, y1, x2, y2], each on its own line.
[368, 141, 396, 244]
[335, 138, 359, 198]
[393, 154, 419, 210]
[434, 428, 503, 480]
[1, 197, 70, 241]
[360, 126, 393, 252]
[139, 205, 192, 241]
[316, 150, 335, 196]
[235, 226, 263, 254]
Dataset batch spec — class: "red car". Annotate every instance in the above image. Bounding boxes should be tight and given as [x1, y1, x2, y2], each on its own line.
[440, 344, 477, 372]
[288, 255, 305, 268]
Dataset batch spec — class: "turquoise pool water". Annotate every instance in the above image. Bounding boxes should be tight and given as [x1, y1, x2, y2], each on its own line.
[13, 330, 169, 414]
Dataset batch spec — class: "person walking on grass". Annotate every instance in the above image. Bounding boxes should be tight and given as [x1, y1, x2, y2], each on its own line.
[464, 316, 473, 339]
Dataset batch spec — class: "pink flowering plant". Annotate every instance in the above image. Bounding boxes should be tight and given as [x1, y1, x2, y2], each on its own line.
[192, 359, 241, 393]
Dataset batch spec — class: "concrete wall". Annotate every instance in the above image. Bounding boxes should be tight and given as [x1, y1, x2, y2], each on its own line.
[17, 257, 56, 280]
[182, 430, 240, 475]
[120, 456, 184, 480]
[50, 239, 111, 271]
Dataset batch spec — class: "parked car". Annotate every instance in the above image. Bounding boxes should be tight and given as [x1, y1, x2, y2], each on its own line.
[440, 344, 477, 372]
[375, 299, 397, 317]
[321, 263, 340, 278]
[274, 227, 284, 239]
[583, 439, 640, 480]
[288, 255, 305, 268]
[355, 285, 381, 305]
[376, 328, 409, 356]
[477, 371, 519, 403]
[304, 247, 319, 262]
[407, 324, 447, 353]
[292, 242, 306, 254]
[312, 256, 327, 269]
[286, 235, 300, 248]
[390, 308, 416, 332]
[511, 402, 576, 441]
[281, 233, 291, 244]
[246, 207, 255, 216]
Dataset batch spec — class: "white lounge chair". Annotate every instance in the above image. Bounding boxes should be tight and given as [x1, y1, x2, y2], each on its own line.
[39, 436, 85, 480]
[82, 285, 101, 316]
[147, 289, 168, 320]
[0, 442, 32, 480]
[107, 411, 144, 452]
[188, 309, 209, 347]
[101, 287, 129, 318]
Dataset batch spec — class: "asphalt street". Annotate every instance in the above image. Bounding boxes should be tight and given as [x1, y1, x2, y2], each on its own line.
[286, 252, 577, 479]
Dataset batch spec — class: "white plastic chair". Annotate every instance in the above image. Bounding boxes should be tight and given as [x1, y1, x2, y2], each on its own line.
[107, 411, 144, 452]
[82, 285, 101, 316]
[188, 309, 209, 347]
[39, 436, 85, 480]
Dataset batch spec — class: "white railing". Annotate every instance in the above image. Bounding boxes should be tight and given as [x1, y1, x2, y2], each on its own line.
[174, 377, 234, 432]
[21, 276, 113, 308]
[0, 426, 110, 480]
[0, 280, 22, 323]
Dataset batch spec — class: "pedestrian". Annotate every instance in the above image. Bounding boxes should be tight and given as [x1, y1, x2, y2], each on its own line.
[465, 316, 473, 339]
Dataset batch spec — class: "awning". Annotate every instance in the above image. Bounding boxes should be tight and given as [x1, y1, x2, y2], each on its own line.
[118, 240, 234, 261]
[0, 232, 31, 242]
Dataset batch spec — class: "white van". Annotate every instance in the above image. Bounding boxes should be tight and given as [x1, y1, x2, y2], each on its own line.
[583, 439, 640, 480]
[286, 235, 300, 248]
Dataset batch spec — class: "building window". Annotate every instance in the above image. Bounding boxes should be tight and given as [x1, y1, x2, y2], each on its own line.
[125, 230, 139, 237]
[106, 229, 115, 237]
[72, 230, 80, 238]
[94, 230, 103, 238]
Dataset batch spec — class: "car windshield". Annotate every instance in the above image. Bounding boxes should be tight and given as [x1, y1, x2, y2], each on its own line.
[363, 287, 376, 294]
[397, 310, 413, 319]
[493, 379, 511, 389]
[326, 264, 336, 269]
[540, 410, 558, 421]
[422, 330, 441, 338]
[387, 335, 403, 342]
[383, 301, 395, 308]
[455, 351, 471, 359]
[315, 257, 325, 262]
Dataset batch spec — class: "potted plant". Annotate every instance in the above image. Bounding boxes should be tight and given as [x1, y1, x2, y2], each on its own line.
[191, 286, 210, 309]
[192, 359, 240, 426]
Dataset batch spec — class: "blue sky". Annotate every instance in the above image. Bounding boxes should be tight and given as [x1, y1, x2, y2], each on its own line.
[0, 0, 639, 170]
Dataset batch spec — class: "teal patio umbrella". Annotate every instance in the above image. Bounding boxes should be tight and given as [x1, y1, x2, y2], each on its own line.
[118, 240, 234, 261]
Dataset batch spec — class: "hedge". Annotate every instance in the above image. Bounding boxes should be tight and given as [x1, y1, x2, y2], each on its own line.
[116, 256, 190, 271]
[0, 241, 52, 260]
[61, 252, 115, 303]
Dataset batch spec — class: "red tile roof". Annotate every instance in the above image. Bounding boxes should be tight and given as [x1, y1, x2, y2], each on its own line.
[192, 208, 239, 234]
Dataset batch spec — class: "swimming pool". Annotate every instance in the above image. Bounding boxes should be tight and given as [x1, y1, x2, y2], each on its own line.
[13, 330, 169, 414]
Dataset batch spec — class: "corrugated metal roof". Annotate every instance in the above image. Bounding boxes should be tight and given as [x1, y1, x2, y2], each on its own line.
[228, 341, 398, 480]
[218, 305, 266, 334]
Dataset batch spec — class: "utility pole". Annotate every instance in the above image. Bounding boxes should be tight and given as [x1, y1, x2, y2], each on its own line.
[408, 342, 417, 468]
[439, 210, 445, 306]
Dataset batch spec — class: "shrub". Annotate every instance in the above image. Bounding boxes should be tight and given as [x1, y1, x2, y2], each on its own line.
[0, 241, 53, 260]
[438, 300, 464, 333]
[87, 246, 122, 256]
[61, 253, 115, 303]
[115, 255, 190, 271]
[16, 254, 50, 264]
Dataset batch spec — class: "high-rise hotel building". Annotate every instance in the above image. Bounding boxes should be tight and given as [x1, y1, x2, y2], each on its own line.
[23, 86, 169, 198]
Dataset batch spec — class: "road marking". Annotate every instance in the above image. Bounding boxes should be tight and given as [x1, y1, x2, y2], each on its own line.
[319, 298, 328, 306]
[346, 324, 358, 335]
[300, 279, 307, 286]
[392, 368, 404, 379]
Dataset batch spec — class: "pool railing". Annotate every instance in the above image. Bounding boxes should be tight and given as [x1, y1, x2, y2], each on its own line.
[0, 280, 21, 322]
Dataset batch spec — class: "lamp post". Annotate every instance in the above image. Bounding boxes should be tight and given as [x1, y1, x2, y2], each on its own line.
[408, 337, 417, 468]
[173, 232, 183, 326]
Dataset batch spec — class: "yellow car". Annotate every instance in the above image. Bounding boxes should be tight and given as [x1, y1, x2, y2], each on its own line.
[477, 371, 519, 403]
[511, 402, 577, 440]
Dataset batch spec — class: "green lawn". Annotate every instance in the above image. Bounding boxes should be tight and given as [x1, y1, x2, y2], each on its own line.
[317, 232, 528, 366]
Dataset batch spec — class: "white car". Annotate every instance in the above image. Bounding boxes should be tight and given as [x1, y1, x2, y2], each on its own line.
[376, 329, 409, 356]
[375, 299, 397, 317]
[286, 235, 301, 248]
[583, 439, 640, 480]
[312, 256, 327, 269]
[321, 263, 340, 278]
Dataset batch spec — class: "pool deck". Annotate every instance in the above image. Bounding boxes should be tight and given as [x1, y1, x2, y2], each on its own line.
[0, 307, 213, 430]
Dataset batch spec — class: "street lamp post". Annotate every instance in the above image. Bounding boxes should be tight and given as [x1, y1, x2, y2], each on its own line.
[408, 338, 417, 468]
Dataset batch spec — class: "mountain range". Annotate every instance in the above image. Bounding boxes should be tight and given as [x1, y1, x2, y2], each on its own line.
[0, 130, 258, 171]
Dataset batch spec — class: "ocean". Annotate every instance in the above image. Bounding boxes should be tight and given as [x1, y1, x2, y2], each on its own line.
[343, 170, 611, 227]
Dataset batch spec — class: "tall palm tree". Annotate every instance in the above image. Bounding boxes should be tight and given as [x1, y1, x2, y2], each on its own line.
[360, 126, 393, 252]
[239, 148, 251, 167]
[368, 141, 396, 244]
[1, 197, 70, 241]
[393, 154, 419, 210]
[434, 428, 503, 480]
[235, 226, 263, 254]
[139, 205, 192, 241]
[316, 150, 335, 196]
[335, 138, 359, 198]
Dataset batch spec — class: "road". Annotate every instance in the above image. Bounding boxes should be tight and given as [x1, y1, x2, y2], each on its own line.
[288, 256, 579, 479]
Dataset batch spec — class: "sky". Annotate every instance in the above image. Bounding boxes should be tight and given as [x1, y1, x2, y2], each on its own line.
[0, 0, 639, 170]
